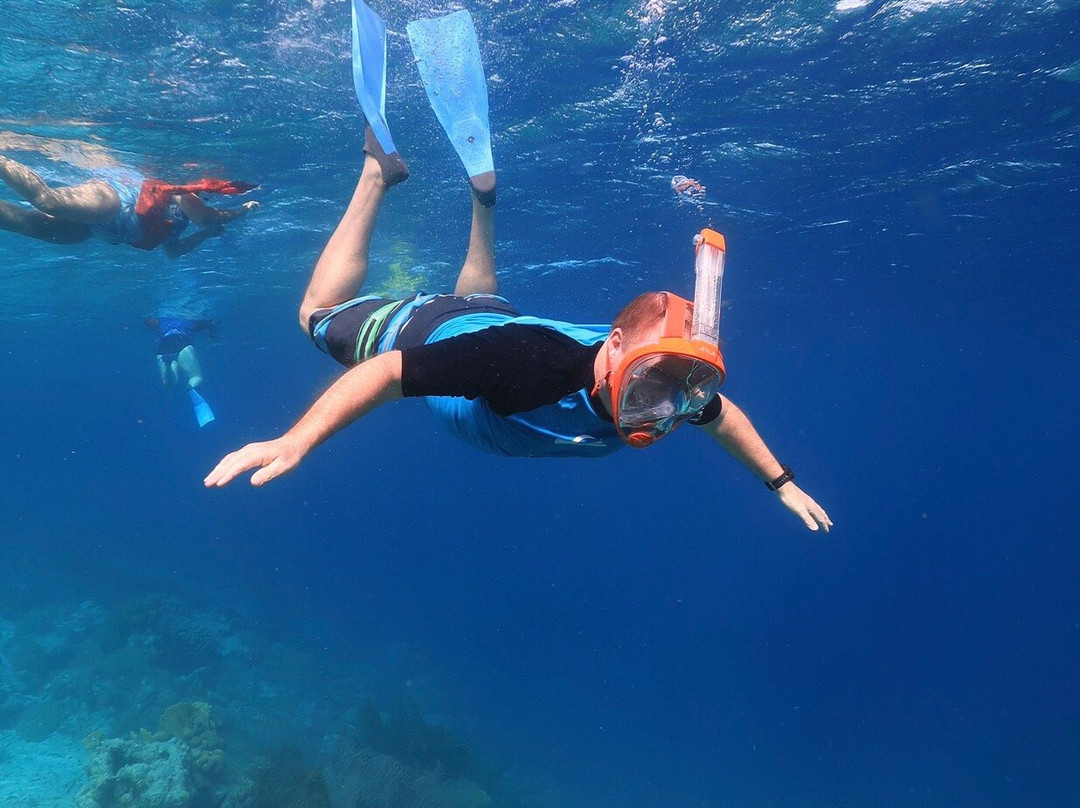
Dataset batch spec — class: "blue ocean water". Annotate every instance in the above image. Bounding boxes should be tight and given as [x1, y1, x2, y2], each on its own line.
[1, 0, 1078, 806]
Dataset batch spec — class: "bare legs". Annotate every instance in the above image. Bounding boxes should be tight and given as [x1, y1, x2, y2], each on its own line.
[0, 200, 92, 244]
[177, 345, 204, 388]
[0, 156, 120, 225]
[157, 346, 204, 389]
[299, 139, 499, 333]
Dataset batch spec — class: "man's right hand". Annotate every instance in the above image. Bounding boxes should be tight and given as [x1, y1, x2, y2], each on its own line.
[204, 436, 306, 488]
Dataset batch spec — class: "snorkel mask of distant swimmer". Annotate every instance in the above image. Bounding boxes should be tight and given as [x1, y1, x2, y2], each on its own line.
[608, 228, 728, 448]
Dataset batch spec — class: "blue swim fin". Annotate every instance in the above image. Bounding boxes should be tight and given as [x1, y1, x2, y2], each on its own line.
[407, 10, 496, 205]
[189, 388, 215, 428]
[352, 0, 397, 155]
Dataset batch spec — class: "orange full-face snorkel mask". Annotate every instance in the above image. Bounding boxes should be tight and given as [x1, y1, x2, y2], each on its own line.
[608, 229, 728, 448]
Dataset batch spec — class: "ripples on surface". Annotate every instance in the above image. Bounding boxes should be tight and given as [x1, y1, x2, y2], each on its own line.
[1, 0, 1076, 320]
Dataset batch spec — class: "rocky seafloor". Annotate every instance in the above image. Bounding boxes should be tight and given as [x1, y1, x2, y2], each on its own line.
[0, 596, 549, 808]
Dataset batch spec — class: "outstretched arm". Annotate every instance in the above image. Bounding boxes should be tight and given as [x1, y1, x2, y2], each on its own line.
[697, 395, 833, 532]
[177, 193, 260, 227]
[164, 195, 259, 257]
[204, 351, 403, 488]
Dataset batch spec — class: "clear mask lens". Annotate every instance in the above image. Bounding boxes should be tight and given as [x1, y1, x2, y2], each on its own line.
[617, 355, 721, 436]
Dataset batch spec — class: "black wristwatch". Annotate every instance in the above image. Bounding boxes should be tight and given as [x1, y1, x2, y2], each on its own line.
[764, 464, 795, 491]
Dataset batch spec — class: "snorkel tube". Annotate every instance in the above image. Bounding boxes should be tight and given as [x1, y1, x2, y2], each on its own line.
[691, 227, 725, 347]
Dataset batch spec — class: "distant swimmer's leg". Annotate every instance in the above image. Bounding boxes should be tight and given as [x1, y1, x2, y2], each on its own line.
[454, 194, 497, 296]
[298, 150, 396, 331]
[156, 355, 169, 386]
[0, 156, 120, 225]
[177, 345, 203, 389]
[0, 200, 92, 244]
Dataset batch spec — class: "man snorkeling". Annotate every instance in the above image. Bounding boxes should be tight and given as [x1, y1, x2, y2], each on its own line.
[145, 316, 217, 427]
[204, 3, 831, 532]
[0, 155, 259, 258]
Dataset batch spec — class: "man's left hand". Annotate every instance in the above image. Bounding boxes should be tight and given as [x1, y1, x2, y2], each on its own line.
[776, 483, 833, 532]
[203, 435, 307, 488]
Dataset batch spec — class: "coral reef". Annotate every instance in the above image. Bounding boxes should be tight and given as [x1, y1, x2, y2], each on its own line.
[154, 701, 225, 796]
[77, 702, 226, 808]
[223, 747, 332, 808]
[0, 597, 546, 808]
[77, 732, 193, 808]
[326, 746, 490, 808]
[104, 596, 245, 678]
[356, 696, 473, 778]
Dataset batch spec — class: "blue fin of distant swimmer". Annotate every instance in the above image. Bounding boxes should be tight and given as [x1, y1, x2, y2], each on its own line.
[189, 388, 215, 428]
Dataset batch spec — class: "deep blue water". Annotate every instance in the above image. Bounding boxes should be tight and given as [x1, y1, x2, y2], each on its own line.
[1, 1, 1078, 806]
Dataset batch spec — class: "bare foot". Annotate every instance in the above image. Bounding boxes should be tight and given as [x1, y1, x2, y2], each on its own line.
[363, 127, 409, 188]
[469, 170, 496, 207]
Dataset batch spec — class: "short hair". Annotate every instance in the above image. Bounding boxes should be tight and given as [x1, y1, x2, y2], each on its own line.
[612, 292, 669, 340]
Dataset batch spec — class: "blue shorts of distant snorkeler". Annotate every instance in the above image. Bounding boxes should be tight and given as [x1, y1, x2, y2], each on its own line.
[88, 181, 189, 248]
[156, 331, 194, 363]
[305, 292, 632, 458]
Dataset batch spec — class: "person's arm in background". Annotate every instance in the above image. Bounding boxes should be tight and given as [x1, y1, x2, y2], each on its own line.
[177, 193, 260, 227]
[697, 394, 833, 532]
[161, 227, 223, 259]
[162, 195, 260, 258]
[204, 351, 404, 488]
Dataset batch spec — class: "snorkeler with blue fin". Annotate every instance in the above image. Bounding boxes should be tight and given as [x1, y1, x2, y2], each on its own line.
[145, 316, 216, 428]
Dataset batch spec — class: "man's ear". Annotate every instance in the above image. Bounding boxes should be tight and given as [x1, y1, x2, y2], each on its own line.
[609, 327, 624, 352]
